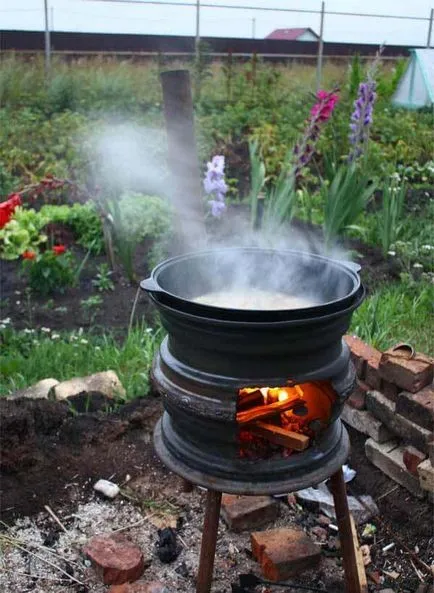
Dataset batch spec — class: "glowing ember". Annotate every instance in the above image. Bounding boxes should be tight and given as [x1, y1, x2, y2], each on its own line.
[237, 381, 336, 460]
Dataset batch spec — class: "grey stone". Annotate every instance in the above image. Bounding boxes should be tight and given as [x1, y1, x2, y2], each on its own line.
[94, 479, 120, 499]
[51, 371, 126, 401]
[7, 378, 59, 400]
[366, 390, 432, 453]
[341, 404, 392, 442]
[365, 438, 425, 498]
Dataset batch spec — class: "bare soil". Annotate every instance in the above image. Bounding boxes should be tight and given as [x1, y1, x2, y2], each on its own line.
[1, 396, 432, 592]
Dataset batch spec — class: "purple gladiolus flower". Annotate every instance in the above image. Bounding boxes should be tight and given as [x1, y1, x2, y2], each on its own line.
[204, 155, 228, 218]
[348, 46, 383, 162]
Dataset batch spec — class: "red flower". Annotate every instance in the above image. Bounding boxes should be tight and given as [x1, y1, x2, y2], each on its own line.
[310, 90, 339, 123]
[0, 193, 22, 229]
[52, 245, 66, 255]
[22, 250, 36, 260]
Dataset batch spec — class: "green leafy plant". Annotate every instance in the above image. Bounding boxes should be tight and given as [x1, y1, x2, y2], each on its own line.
[374, 178, 407, 255]
[92, 263, 114, 292]
[0, 207, 47, 260]
[21, 246, 76, 296]
[100, 192, 172, 282]
[249, 141, 297, 231]
[322, 164, 376, 247]
[40, 203, 104, 253]
[80, 295, 103, 323]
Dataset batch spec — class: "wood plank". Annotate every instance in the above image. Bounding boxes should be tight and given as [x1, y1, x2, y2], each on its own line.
[249, 422, 310, 451]
[236, 397, 305, 425]
[349, 515, 369, 593]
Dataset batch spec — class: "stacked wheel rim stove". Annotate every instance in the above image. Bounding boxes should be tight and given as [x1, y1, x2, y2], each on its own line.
[141, 247, 364, 494]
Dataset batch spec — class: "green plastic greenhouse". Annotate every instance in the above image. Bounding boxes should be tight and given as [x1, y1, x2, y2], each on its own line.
[392, 48, 434, 109]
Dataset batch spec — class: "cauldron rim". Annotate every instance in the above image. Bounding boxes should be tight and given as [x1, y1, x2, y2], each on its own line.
[141, 247, 362, 322]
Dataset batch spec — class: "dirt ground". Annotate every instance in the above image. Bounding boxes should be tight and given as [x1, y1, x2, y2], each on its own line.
[1, 395, 432, 592]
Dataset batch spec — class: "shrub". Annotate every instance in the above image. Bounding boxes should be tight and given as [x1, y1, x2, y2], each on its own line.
[21, 245, 76, 295]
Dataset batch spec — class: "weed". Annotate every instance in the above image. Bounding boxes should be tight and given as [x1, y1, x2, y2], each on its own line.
[92, 263, 114, 292]
[80, 295, 103, 324]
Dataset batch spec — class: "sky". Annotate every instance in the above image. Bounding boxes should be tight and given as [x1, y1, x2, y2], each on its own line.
[0, 0, 432, 46]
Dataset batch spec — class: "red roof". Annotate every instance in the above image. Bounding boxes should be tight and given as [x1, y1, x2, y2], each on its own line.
[266, 28, 318, 41]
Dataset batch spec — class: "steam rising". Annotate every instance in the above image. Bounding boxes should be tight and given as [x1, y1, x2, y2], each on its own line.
[86, 122, 354, 305]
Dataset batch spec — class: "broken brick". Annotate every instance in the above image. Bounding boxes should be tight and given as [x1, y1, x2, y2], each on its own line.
[366, 390, 432, 453]
[402, 446, 426, 475]
[379, 349, 433, 394]
[417, 459, 434, 493]
[251, 527, 321, 581]
[365, 439, 425, 498]
[84, 535, 145, 585]
[341, 405, 392, 443]
[221, 494, 279, 532]
[396, 386, 434, 431]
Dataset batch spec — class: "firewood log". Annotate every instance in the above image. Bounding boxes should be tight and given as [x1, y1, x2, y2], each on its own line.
[236, 397, 305, 425]
[249, 421, 310, 451]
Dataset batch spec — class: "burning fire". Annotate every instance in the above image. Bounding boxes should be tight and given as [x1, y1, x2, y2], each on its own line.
[237, 382, 336, 459]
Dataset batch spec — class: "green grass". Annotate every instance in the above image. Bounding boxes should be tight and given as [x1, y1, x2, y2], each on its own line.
[0, 322, 163, 398]
[1, 279, 432, 399]
[350, 281, 434, 355]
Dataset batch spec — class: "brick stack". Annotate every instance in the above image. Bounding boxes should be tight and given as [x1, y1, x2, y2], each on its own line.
[343, 336, 434, 501]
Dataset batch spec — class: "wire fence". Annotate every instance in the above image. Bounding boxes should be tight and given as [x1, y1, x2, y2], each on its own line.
[1, 1, 433, 89]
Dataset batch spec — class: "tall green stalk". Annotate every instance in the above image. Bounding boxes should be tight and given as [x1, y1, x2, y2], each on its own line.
[322, 163, 376, 248]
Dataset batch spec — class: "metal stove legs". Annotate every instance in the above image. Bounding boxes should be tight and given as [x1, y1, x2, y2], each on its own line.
[194, 470, 366, 593]
[196, 490, 222, 593]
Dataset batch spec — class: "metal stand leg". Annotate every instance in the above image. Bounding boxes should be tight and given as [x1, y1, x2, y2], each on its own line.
[330, 467, 368, 593]
[196, 490, 222, 593]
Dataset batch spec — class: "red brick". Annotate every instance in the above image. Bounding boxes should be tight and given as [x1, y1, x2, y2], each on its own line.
[379, 349, 433, 394]
[396, 386, 434, 430]
[366, 390, 432, 453]
[84, 535, 145, 585]
[382, 381, 400, 403]
[221, 494, 279, 532]
[344, 336, 381, 381]
[402, 446, 426, 475]
[365, 439, 425, 498]
[341, 404, 392, 443]
[347, 380, 368, 410]
[365, 354, 382, 390]
[344, 335, 367, 378]
[251, 527, 321, 581]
